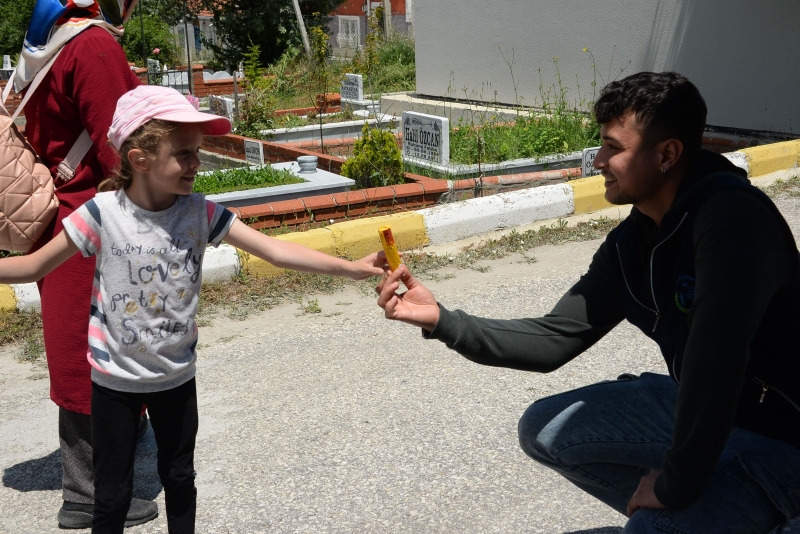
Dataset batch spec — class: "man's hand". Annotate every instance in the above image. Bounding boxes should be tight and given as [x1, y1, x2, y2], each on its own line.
[627, 469, 667, 517]
[376, 264, 440, 331]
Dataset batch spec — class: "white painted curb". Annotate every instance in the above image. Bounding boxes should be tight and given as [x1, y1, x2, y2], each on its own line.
[13, 283, 41, 311]
[722, 152, 749, 175]
[419, 183, 574, 245]
[203, 244, 240, 283]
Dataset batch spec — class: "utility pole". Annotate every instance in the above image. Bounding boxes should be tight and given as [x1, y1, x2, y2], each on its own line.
[291, 0, 312, 61]
[183, 0, 193, 94]
[382, 0, 391, 37]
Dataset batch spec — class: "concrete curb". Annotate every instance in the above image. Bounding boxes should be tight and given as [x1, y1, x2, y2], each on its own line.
[2, 140, 799, 312]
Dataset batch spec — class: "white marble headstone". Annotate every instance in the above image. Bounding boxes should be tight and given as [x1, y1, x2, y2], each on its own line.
[401, 111, 450, 166]
[244, 140, 264, 165]
[340, 73, 364, 102]
[581, 146, 602, 176]
[2, 56, 11, 70]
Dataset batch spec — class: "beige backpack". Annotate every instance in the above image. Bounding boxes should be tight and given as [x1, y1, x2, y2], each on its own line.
[0, 49, 91, 253]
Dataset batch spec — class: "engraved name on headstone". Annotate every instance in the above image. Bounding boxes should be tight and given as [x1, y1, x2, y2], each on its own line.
[401, 112, 449, 166]
[340, 73, 363, 102]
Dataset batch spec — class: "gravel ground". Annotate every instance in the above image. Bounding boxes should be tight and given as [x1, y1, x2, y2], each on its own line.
[1, 172, 799, 533]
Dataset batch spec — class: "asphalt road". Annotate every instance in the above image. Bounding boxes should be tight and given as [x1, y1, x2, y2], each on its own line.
[1, 180, 799, 533]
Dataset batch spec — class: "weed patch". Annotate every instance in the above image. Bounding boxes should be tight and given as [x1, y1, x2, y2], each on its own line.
[762, 175, 800, 198]
[0, 309, 46, 374]
[450, 114, 600, 165]
[403, 217, 620, 277]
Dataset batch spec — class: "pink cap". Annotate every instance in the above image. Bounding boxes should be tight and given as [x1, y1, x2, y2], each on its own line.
[108, 85, 231, 150]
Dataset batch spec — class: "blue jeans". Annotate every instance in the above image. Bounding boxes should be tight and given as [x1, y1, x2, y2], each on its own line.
[518, 373, 800, 533]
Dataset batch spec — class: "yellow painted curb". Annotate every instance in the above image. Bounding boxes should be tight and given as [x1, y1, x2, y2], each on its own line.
[0, 284, 17, 312]
[740, 140, 800, 178]
[329, 212, 428, 260]
[569, 176, 612, 214]
[239, 227, 337, 278]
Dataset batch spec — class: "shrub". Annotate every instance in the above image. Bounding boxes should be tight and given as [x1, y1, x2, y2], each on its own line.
[341, 124, 403, 189]
[235, 42, 276, 138]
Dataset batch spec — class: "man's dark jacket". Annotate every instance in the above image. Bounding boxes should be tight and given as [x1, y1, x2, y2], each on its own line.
[427, 151, 800, 507]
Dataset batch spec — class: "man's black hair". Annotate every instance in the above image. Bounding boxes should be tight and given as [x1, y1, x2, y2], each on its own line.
[593, 72, 707, 156]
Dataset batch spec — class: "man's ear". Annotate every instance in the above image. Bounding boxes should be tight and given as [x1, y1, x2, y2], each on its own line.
[659, 138, 684, 171]
[128, 148, 150, 173]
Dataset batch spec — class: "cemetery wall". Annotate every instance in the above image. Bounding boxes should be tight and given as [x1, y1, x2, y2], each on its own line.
[137, 64, 238, 97]
[414, 0, 800, 134]
[0, 80, 22, 116]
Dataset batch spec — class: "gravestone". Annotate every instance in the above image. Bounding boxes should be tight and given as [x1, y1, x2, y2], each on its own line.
[581, 146, 601, 176]
[401, 112, 450, 166]
[208, 95, 235, 121]
[244, 140, 264, 166]
[146, 58, 160, 73]
[0, 55, 12, 82]
[340, 73, 364, 102]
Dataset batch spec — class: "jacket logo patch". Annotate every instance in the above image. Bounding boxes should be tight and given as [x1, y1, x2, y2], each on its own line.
[674, 275, 695, 313]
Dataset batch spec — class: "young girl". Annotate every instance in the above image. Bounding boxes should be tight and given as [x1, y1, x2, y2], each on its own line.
[0, 85, 385, 534]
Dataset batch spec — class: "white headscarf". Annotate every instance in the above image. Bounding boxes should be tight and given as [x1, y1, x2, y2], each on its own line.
[14, 0, 140, 92]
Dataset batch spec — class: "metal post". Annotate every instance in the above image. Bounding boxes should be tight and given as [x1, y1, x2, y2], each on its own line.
[183, 1, 193, 94]
[139, 0, 145, 63]
[232, 72, 239, 122]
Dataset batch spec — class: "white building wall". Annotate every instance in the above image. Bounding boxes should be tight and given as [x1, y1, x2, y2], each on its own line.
[414, 0, 800, 133]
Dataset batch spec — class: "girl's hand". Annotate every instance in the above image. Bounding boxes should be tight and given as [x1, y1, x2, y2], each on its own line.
[349, 251, 388, 280]
[376, 264, 440, 331]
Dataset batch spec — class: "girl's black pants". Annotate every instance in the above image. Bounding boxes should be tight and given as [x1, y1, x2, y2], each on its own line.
[91, 378, 198, 534]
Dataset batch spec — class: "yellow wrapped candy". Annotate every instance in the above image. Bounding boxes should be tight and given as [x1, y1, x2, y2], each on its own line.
[378, 226, 402, 271]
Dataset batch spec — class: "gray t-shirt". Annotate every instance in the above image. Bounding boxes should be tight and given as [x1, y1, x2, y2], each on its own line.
[63, 190, 235, 393]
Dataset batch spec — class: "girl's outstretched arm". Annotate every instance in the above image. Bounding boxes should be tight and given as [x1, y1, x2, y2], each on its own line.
[0, 231, 79, 284]
[223, 219, 385, 280]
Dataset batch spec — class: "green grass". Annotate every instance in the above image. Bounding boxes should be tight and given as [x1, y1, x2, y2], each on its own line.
[193, 166, 305, 195]
[450, 114, 601, 165]
[263, 34, 416, 113]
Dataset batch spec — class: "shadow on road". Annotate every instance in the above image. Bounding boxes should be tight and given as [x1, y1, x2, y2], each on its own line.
[2, 449, 61, 492]
[2, 425, 163, 501]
